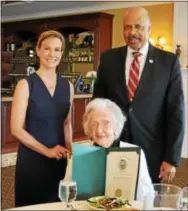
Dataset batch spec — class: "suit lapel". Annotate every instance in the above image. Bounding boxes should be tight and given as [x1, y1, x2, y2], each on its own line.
[116, 46, 129, 104]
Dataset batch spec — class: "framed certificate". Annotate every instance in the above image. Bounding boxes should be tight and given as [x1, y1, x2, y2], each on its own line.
[105, 147, 141, 200]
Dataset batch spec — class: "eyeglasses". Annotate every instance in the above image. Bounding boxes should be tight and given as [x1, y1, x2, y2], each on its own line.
[124, 24, 145, 32]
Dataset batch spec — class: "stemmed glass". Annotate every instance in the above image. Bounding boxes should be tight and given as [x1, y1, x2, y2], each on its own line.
[180, 187, 188, 210]
[58, 179, 77, 210]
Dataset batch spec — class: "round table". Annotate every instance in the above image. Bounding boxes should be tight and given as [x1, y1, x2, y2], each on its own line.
[8, 200, 143, 210]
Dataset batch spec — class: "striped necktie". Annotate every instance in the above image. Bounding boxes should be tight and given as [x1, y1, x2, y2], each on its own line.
[128, 52, 141, 102]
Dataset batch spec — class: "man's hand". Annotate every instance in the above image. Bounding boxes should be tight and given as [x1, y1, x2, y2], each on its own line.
[159, 161, 176, 182]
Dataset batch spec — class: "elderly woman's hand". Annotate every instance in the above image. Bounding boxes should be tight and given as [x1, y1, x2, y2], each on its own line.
[47, 145, 71, 160]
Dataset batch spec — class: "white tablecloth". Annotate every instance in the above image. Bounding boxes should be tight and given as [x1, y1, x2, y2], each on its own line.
[7, 200, 143, 210]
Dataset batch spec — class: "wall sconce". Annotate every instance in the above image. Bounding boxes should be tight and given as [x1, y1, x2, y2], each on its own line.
[157, 37, 166, 49]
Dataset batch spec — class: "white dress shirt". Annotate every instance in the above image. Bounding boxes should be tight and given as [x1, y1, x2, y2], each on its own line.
[120, 141, 154, 209]
[125, 42, 149, 85]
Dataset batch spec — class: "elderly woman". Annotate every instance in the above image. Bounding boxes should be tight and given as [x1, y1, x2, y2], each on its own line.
[82, 98, 154, 206]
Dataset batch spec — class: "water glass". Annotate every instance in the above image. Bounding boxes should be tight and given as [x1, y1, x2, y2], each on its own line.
[58, 180, 77, 210]
[152, 183, 182, 210]
[180, 187, 188, 210]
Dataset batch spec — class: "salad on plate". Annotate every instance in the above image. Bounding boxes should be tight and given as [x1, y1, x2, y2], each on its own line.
[87, 196, 139, 210]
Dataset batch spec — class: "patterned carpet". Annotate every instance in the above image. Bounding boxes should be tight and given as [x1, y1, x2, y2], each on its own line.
[2, 166, 15, 209]
[1, 159, 188, 209]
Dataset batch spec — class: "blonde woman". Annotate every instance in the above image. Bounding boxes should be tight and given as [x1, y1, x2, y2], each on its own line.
[11, 30, 73, 206]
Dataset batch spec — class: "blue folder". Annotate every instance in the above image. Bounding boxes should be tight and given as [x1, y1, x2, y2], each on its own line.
[72, 143, 106, 200]
[72, 144, 140, 200]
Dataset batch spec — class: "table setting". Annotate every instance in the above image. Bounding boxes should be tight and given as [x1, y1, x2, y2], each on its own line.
[7, 144, 188, 210]
[7, 181, 188, 210]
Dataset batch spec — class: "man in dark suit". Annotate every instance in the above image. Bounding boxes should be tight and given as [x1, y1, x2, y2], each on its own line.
[93, 7, 185, 183]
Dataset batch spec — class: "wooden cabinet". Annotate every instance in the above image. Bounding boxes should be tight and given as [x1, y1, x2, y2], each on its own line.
[1, 12, 113, 153]
[1, 12, 114, 77]
[1, 97, 91, 153]
[1, 35, 16, 79]
[1, 102, 18, 153]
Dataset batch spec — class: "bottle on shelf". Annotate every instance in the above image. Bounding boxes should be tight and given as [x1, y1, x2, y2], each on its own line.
[6, 42, 10, 51]
[10, 42, 15, 51]
[88, 51, 92, 62]
[78, 52, 81, 62]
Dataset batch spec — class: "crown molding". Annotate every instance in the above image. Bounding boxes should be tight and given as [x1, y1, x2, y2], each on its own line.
[2, 1, 170, 23]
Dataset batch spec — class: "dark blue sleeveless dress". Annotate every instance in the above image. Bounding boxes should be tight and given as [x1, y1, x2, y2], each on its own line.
[15, 73, 70, 207]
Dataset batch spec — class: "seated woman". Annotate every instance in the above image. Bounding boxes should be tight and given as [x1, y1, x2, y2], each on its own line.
[82, 98, 154, 205]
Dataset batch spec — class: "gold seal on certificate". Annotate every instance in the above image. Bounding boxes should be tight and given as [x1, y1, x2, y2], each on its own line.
[105, 147, 140, 201]
[115, 188, 122, 197]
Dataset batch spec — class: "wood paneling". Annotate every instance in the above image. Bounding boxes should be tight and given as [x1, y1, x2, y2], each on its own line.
[72, 98, 90, 139]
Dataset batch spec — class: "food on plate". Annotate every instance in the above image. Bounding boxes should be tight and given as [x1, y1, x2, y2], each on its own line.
[87, 196, 139, 210]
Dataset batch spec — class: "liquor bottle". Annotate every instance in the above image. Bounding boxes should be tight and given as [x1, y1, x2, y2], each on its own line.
[88, 51, 92, 62]
[6, 42, 10, 51]
[10, 42, 15, 51]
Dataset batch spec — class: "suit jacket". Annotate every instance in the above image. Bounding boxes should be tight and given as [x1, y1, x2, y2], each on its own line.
[93, 44, 185, 182]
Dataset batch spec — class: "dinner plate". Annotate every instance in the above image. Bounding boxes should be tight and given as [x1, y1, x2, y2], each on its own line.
[87, 196, 139, 210]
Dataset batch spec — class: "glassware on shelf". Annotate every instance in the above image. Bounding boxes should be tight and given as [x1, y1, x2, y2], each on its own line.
[151, 183, 182, 210]
[58, 180, 77, 210]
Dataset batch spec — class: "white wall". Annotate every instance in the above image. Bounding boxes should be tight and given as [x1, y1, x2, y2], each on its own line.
[173, 2, 188, 67]
[181, 68, 188, 158]
[173, 2, 188, 158]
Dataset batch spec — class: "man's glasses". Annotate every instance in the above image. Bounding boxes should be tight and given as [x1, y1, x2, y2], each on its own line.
[124, 24, 145, 32]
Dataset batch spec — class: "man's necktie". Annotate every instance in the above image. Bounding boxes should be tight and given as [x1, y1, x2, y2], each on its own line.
[128, 52, 141, 101]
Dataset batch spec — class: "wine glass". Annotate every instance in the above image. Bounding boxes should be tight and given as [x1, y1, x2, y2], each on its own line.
[180, 187, 188, 210]
[152, 183, 182, 210]
[58, 180, 77, 210]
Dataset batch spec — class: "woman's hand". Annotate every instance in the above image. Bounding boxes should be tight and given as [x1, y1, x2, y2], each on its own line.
[47, 145, 71, 160]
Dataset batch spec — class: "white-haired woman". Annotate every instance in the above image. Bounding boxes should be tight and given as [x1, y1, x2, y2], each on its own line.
[83, 98, 154, 208]
[83, 98, 125, 147]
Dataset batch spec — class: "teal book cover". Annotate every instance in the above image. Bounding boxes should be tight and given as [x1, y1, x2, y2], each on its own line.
[72, 143, 106, 200]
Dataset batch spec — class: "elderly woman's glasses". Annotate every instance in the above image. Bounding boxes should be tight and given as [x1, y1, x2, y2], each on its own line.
[90, 121, 111, 130]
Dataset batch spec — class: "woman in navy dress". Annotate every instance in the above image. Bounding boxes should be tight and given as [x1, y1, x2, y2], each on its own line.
[11, 30, 74, 207]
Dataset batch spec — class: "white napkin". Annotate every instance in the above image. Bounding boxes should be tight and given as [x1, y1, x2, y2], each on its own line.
[64, 156, 73, 181]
